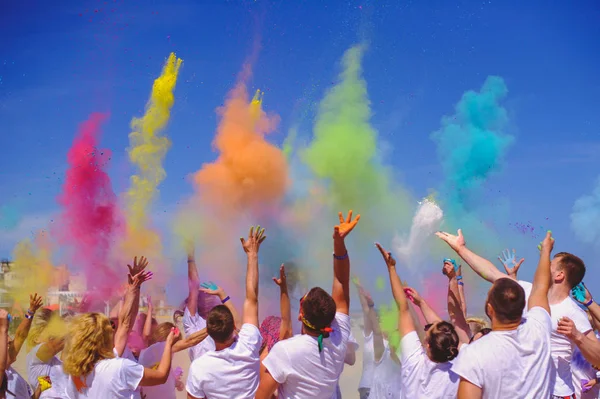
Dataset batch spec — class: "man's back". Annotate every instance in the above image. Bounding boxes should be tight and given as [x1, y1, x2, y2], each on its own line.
[452, 307, 554, 398]
[262, 312, 351, 399]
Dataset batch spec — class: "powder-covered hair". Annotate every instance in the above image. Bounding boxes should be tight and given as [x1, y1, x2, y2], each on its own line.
[465, 316, 489, 336]
[62, 313, 115, 378]
[26, 308, 56, 350]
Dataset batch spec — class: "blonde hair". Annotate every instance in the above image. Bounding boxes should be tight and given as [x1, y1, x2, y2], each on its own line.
[26, 308, 56, 350]
[62, 313, 115, 378]
[152, 322, 180, 344]
[466, 317, 490, 335]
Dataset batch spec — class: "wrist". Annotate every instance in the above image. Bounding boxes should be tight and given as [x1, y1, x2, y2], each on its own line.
[218, 291, 228, 301]
[247, 252, 258, 259]
[584, 298, 595, 307]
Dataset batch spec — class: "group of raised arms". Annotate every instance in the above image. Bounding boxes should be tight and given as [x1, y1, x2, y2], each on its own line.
[1, 210, 599, 399]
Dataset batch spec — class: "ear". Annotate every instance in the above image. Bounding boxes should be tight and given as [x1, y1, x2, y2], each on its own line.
[486, 302, 495, 319]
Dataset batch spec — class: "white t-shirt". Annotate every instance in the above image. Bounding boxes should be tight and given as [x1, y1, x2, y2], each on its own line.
[26, 344, 67, 398]
[6, 366, 33, 399]
[186, 323, 262, 399]
[371, 344, 402, 399]
[182, 307, 216, 361]
[519, 280, 593, 396]
[65, 357, 144, 399]
[359, 332, 375, 389]
[400, 331, 460, 398]
[572, 338, 600, 399]
[138, 342, 175, 399]
[452, 306, 554, 398]
[517, 280, 533, 316]
[262, 312, 352, 399]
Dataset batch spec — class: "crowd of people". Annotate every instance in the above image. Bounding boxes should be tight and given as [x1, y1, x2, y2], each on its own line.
[0, 210, 599, 398]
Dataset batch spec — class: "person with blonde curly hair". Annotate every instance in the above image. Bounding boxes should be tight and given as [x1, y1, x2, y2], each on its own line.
[62, 265, 178, 399]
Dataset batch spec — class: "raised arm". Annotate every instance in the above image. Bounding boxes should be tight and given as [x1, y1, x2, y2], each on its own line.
[376, 243, 414, 337]
[436, 230, 507, 283]
[332, 211, 360, 315]
[0, 310, 9, 388]
[142, 296, 153, 345]
[187, 244, 200, 317]
[199, 283, 240, 328]
[404, 287, 442, 324]
[273, 265, 292, 341]
[240, 226, 265, 327]
[528, 231, 553, 313]
[115, 257, 152, 357]
[139, 328, 177, 386]
[447, 278, 471, 345]
[353, 277, 373, 336]
[10, 293, 43, 363]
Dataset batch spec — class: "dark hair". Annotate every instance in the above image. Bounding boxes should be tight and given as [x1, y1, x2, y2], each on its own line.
[555, 252, 586, 289]
[206, 305, 235, 343]
[301, 287, 336, 335]
[487, 278, 525, 323]
[427, 321, 460, 363]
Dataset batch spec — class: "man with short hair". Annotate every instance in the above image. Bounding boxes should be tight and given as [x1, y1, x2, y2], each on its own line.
[256, 211, 360, 399]
[186, 226, 266, 399]
[437, 229, 600, 398]
[450, 231, 556, 398]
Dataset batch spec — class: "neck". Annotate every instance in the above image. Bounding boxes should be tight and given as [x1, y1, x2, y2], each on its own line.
[491, 319, 521, 332]
[548, 283, 570, 305]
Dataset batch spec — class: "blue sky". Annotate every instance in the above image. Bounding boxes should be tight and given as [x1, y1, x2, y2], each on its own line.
[1, 0, 599, 305]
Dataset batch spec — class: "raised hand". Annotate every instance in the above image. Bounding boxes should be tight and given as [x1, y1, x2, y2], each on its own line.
[129, 270, 152, 288]
[273, 265, 287, 290]
[435, 229, 466, 252]
[240, 226, 266, 254]
[404, 287, 423, 305]
[166, 327, 181, 345]
[29, 293, 44, 313]
[442, 260, 456, 279]
[333, 210, 361, 240]
[375, 243, 396, 269]
[498, 249, 524, 279]
[127, 256, 149, 284]
[0, 309, 9, 331]
[200, 282, 224, 297]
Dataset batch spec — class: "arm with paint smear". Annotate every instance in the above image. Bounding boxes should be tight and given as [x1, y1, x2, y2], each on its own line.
[187, 244, 200, 317]
[273, 265, 292, 341]
[436, 230, 507, 283]
[573, 284, 600, 328]
[240, 226, 265, 327]
[10, 293, 43, 363]
[332, 211, 360, 315]
[376, 243, 415, 338]
[115, 257, 151, 357]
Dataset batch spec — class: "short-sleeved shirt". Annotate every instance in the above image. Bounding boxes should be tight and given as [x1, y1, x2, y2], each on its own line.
[262, 312, 352, 399]
[182, 307, 216, 361]
[186, 323, 262, 399]
[452, 306, 554, 398]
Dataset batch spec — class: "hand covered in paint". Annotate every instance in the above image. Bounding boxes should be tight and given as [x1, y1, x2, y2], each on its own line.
[442, 262, 456, 279]
[573, 283, 593, 304]
[334, 210, 361, 240]
[127, 256, 149, 284]
[29, 293, 44, 314]
[403, 287, 423, 306]
[557, 317, 583, 342]
[537, 231, 554, 254]
[583, 378, 598, 393]
[240, 226, 266, 254]
[435, 229, 466, 252]
[375, 243, 396, 269]
[498, 249, 524, 279]
[273, 265, 288, 292]
[200, 281, 225, 298]
[166, 327, 180, 346]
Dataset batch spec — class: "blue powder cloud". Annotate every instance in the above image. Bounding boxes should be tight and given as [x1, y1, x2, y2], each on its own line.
[571, 176, 600, 247]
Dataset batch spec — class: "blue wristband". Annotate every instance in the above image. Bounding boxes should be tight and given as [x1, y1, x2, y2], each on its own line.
[333, 252, 348, 260]
[584, 299, 594, 307]
[221, 296, 230, 304]
[458, 281, 464, 286]
[456, 275, 463, 281]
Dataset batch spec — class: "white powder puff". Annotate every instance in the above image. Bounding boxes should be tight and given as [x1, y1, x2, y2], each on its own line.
[393, 198, 443, 268]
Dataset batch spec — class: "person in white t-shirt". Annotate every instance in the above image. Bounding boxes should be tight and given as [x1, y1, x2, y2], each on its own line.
[186, 225, 266, 399]
[448, 231, 557, 398]
[437, 229, 600, 398]
[256, 210, 361, 399]
[352, 279, 376, 399]
[0, 309, 34, 399]
[375, 242, 463, 399]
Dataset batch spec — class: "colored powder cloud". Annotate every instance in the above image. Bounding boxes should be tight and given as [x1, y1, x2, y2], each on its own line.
[431, 76, 513, 210]
[571, 176, 600, 247]
[10, 231, 55, 308]
[393, 197, 444, 269]
[124, 52, 182, 261]
[56, 113, 122, 301]
[302, 44, 411, 242]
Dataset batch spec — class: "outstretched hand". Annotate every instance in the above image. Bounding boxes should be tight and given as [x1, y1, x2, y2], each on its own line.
[129, 270, 152, 288]
[375, 243, 396, 269]
[537, 231, 554, 253]
[199, 282, 224, 297]
[240, 226, 266, 254]
[333, 210, 360, 240]
[29, 293, 44, 313]
[127, 256, 149, 284]
[273, 265, 288, 291]
[498, 249, 524, 279]
[435, 229, 466, 252]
